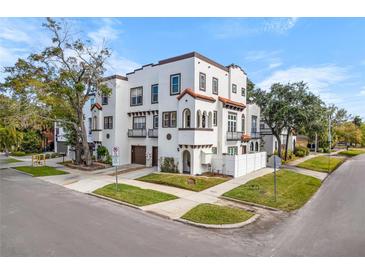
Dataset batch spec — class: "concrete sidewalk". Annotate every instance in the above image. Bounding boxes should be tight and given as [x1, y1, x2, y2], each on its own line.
[282, 165, 327, 180]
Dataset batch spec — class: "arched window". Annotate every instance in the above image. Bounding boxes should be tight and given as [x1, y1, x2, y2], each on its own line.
[197, 110, 201, 128]
[250, 142, 254, 152]
[208, 112, 212, 128]
[182, 109, 191, 128]
[255, 141, 259, 152]
[93, 116, 98, 130]
[202, 111, 207, 128]
[241, 114, 245, 132]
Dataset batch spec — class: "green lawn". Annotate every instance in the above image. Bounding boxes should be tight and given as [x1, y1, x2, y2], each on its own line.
[181, 203, 254, 225]
[93, 183, 178, 206]
[13, 166, 68, 176]
[2, 157, 23, 163]
[136, 173, 229, 192]
[223, 170, 321, 211]
[297, 156, 345, 173]
[338, 149, 365, 157]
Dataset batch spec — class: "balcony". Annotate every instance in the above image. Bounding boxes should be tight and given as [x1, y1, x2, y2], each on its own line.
[226, 131, 244, 141]
[148, 128, 158, 138]
[128, 129, 146, 138]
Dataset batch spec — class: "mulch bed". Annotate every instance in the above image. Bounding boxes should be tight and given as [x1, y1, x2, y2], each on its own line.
[65, 161, 111, 171]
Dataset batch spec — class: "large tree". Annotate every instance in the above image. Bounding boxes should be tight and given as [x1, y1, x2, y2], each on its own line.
[335, 122, 362, 148]
[1, 18, 111, 165]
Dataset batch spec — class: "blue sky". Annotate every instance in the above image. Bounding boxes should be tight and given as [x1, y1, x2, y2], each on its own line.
[1, 17, 365, 118]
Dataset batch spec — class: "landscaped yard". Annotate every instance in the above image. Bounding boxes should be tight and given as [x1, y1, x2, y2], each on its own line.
[93, 183, 178, 206]
[13, 166, 68, 176]
[2, 157, 23, 164]
[338, 149, 365, 157]
[297, 156, 345, 173]
[181, 203, 254, 225]
[136, 173, 229, 192]
[223, 170, 321, 211]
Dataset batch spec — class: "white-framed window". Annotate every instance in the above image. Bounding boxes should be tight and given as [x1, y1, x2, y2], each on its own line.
[151, 84, 158, 104]
[104, 116, 113, 129]
[212, 77, 218, 94]
[202, 111, 207, 128]
[241, 87, 246, 97]
[88, 118, 92, 134]
[199, 72, 206, 91]
[182, 109, 191, 128]
[153, 115, 159, 129]
[102, 95, 108, 105]
[232, 84, 237, 94]
[130, 87, 143, 106]
[212, 147, 217, 154]
[228, 112, 237, 132]
[133, 116, 146, 129]
[170, 74, 181, 95]
[213, 111, 218, 126]
[241, 114, 245, 132]
[251, 115, 258, 133]
[228, 146, 238, 155]
[90, 98, 95, 105]
[162, 111, 177, 128]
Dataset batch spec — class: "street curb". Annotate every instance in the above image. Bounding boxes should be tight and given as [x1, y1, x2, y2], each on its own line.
[221, 196, 281, 211]
[10, 167, 35, 177]
[176, 213, 260, 229]
[87, 192, 141, 210]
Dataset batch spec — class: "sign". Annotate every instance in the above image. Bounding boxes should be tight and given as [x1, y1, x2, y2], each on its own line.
[112, 155, 120, 166]
[112, 146, 119, 157]
[268, 155, 282, 168]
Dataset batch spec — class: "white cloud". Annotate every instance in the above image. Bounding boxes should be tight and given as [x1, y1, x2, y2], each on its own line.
[87, 19, 123, 46]
[245, 50, 281, 62]
[268, 62, 282, 69]
[359, 86, 365, 96]
[105, 54, 141, 75]
[258, 65, 349, 91]
[263, 18, 298, 34]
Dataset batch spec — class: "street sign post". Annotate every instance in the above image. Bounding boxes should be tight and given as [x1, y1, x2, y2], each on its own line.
[112, 146, 120, 191]
[269, 155, 281, 202]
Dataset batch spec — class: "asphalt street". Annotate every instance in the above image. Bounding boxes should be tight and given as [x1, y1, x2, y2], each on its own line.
[1, 154, 365, 256]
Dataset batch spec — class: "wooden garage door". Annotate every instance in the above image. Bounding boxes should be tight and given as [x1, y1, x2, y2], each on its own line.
[131, 146, 146, 165]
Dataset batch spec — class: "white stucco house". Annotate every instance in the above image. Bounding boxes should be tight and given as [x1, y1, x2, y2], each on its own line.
[90, 52, 266, 177]
[259, 119, 297, 156]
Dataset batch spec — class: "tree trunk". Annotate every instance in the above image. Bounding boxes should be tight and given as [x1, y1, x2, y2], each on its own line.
[78, 110, 92, 166]
[274, 133, 282, 159]
[284, 128, 291, 161]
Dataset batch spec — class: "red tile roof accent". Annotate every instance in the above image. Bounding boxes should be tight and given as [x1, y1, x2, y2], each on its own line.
[218, 96, 246, 109]
[177, 88, 216, 103]
[91, 103, 102, 111]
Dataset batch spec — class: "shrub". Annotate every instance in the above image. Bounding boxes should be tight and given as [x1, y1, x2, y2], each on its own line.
[323, 147, 330, 153]
[294, 146, 309, 157]
[20, 131, 42, 153]
[104, 155, 112, 165]
[97, 146, 109, 160]
[10, 151, 26, 156]
[45, 153, 51, 159]
[160, 157, 179, 173]
[318, 148, 324, 153]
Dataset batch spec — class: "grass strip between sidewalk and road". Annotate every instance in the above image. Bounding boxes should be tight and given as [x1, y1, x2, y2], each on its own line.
[181, 203, 254, 225]
[223, 170, 321, 211]
[338, 149, 365, 157]
[297, 155, 345, 173]
[3, 157, 23, 164]
[13, 166, 68, 176]
[93, 183, 178, 206]
[137, 172, 229, 192]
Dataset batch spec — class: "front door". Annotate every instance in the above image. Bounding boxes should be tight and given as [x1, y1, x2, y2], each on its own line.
[131, 146, 146, 165]
[152, 146, 158, 166]
[242, 145, 247, 154]
[182, 150, 191, 174]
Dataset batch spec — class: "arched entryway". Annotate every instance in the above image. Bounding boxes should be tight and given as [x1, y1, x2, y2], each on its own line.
[182, 150, 191, 174]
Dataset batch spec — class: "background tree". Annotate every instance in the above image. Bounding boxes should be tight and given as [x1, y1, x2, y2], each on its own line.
[335, 122, 362, 148]
[1, 18, 111, 165]
[352, 115, 362, 127]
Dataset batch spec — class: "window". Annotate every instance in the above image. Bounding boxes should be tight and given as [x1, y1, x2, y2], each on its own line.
[199, 72, 206, 91]
[228, 146, 238, 155]
[232, 84, 237, 94]
[255, 142, 259, 152]
[241, 114, 245, 132]
[104, 116, 113, 129]
[170, 74, 181, 95]
[92, 116, 98, 130]
[251, 115, 258, 133]
[151, 84, 158, 104]
[133, 116, 146, 129]
[162, 111, 177, 128]
[202, 111, 207, 128]
[212, 77, 218, 94]
[197, 110, 201, 128]
[250, 142, 254, 151]
[227, 112, 237, 132]
[153, 115, 159, 129]
[212, 147, 217, 154]
[213, 111, 218, 126]
[102, 95, 108, 105]
[130, 87, 143, 106]
[208, 112, 212, 128]
[241, 87, 246, 97]
[182, 109, 191, 128]
[260, 122, 265, 130]
[90, 98, 95, 105]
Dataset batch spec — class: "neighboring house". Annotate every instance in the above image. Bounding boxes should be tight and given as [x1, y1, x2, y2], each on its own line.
[91, 52, 266, 177]
[54, 95, 95, 155]
[260, 120, 297, 156]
